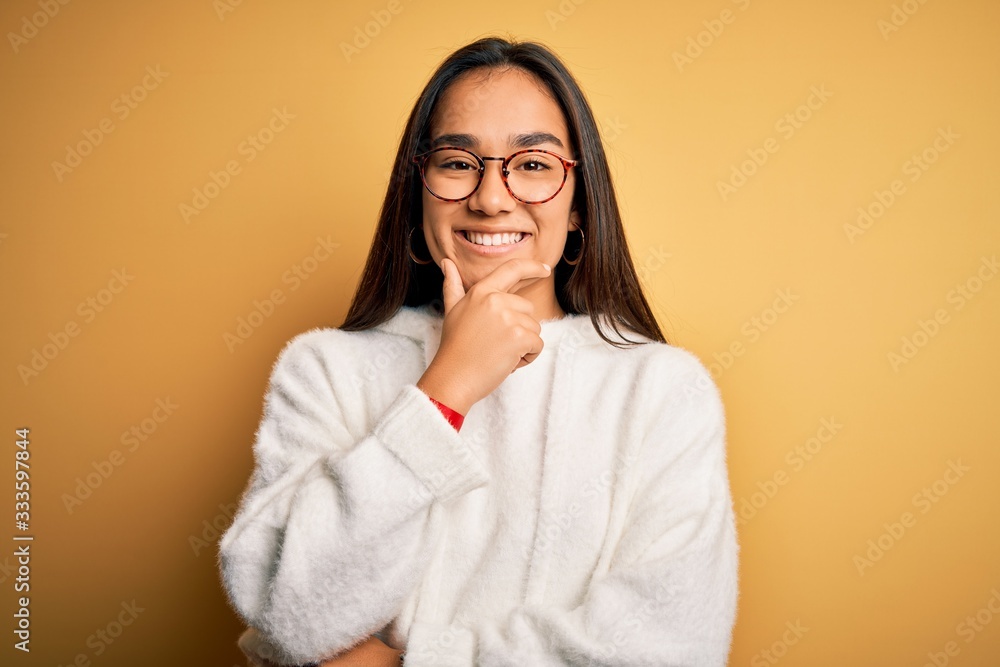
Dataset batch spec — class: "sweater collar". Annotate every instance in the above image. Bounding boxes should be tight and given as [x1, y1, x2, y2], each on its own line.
[370, 303, 442, 343]
[370, 304, 444, 367]
[370, 304, 640, 362]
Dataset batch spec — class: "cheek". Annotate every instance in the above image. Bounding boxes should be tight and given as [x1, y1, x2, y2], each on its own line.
[536, 201, 574, 238]
[421, 199, 456, 251]
[534, 215, 571, 256]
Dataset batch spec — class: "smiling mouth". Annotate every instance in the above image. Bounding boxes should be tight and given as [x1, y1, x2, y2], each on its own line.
[460, 230, 530, 247]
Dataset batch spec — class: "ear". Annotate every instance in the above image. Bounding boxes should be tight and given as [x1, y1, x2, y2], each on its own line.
[568, 206, 582, 232]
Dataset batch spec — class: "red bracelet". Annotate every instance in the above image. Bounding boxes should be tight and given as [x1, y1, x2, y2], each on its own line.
[427, 396, 465, 432]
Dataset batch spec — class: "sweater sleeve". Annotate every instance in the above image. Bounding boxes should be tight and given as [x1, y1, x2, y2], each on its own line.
[218, 330, 489, 665]
[406, 352, 739, 667]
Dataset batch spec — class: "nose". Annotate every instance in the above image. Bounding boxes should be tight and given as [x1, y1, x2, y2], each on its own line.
[468, 157, 516, 216]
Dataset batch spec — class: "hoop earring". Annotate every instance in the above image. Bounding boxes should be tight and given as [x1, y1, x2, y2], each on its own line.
[562, 227, 585, 266]
[408, 226, 433, 265]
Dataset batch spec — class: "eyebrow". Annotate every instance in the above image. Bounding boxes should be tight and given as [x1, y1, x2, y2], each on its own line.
[430, 131, 565, 151]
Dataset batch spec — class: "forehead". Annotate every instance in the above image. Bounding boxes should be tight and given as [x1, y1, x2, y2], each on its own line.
[430, 67, 570, 148]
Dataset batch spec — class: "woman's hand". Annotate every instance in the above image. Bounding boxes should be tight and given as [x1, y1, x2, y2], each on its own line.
[246, 636, 402, 667]
[315, 635, 402, 666]
[416, 257, 551, 415]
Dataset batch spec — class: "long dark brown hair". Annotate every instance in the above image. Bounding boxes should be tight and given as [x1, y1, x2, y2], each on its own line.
[340, 35, 667, 347]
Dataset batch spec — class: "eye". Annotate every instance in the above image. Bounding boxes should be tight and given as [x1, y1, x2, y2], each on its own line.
[520, 160, 551, 172]
[510, 152, 558, 173]
[440, 159, 477, 171]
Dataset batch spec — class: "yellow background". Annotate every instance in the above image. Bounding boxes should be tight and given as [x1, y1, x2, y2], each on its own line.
[2, 0, 998, 665]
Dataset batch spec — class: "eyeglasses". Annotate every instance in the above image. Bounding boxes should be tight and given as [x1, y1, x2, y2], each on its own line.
[412, 146, 579, 205]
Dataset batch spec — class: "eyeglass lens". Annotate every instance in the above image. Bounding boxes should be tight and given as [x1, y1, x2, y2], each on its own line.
[422, 149, 567, 203]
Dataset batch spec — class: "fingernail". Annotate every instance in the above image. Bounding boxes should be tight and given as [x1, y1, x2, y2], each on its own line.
[543, 263, 551, 272]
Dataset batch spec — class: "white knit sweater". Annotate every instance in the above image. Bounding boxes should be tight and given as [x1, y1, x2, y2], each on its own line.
[219, 303, 739, 666]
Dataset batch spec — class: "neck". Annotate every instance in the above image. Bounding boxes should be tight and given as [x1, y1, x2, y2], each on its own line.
[514, 276, 564, 320]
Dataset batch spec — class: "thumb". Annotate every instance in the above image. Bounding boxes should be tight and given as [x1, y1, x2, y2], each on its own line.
[441, 258, 466, 314]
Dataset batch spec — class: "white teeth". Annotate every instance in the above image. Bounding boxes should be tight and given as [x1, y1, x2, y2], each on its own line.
[464, 231, 524, 246]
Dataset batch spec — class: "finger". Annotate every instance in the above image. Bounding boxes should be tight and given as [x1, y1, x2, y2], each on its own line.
[473, 258, 551, 295]
[480, 291, 540, 318]
[440, 258, 466, 314]
[523, 331, 544, 360]
[517, 310, 543, 335]
[513, 349, 540, 371]
[514, 326, 544, 367]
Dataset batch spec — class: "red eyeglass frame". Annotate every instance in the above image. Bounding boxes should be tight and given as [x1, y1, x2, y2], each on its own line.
[411, 146, 580, 205]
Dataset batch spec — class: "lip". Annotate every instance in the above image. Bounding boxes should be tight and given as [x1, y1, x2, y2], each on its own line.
[455, 229, 531, 256]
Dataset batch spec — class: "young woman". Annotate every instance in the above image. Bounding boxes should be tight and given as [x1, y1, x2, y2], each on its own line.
[219, 36, 739, 667]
